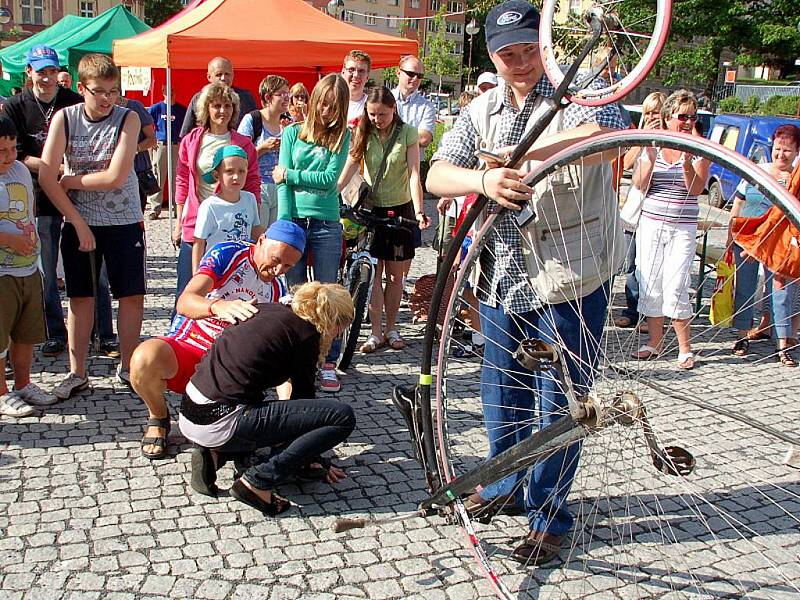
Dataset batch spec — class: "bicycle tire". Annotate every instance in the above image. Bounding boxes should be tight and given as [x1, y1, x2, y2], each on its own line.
[425, 131, 800, 599]
[338, 261, 371, 371]
[539, 0, 672, 106]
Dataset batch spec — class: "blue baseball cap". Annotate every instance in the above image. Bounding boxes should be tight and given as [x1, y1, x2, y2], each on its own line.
[202, 145, 249, 184]
[485, 1, 540, 54]
[26, 45, 60, 71]
[266, 219, 306, 254]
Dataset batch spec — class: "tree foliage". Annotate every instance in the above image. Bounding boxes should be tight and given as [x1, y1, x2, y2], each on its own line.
[143, 0, 184, 27]
[422, 9, 464, 94]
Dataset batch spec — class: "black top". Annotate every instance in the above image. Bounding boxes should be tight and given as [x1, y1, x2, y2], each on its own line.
[179, 86, 258, 138]
[2, 87, 83, 216]
[190, 303, 320, 406]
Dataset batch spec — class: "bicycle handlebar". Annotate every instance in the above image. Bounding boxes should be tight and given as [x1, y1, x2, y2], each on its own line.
[340, 204, 418, 230]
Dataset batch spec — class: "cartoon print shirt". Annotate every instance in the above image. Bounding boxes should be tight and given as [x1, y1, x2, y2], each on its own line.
[166, 240, 287, 353]
[0, 161, 39, 276]
[193, 191, 260, 248]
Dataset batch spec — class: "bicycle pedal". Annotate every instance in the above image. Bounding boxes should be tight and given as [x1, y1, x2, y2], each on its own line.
[514, 338, 558, 371]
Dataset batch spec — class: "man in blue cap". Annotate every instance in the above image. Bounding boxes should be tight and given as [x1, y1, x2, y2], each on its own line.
[129, 220, 305, 460]
[2, 45, 82, 358]
[425, 0, 627, 566]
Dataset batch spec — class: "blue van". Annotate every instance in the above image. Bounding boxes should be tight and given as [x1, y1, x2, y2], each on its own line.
[706, 114, 800, 207]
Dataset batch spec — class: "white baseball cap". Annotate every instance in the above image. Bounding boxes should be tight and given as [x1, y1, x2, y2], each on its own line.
[476, 72, 498, 88]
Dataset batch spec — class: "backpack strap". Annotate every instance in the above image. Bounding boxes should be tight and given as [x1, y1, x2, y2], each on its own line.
[248, 109, 263, 142]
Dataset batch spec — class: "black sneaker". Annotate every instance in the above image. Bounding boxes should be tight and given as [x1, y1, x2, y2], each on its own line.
[99, 340, 121, 358]
[41, 339, 66, 357]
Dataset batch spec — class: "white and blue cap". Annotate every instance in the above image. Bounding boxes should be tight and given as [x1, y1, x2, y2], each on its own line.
[484, 0, 540, 54]
[26, 45, 60, 71]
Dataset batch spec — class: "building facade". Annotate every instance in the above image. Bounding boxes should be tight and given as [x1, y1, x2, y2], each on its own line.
[0, 0, 144, 36]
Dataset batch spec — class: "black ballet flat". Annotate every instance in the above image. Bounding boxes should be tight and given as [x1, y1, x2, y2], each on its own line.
[190, 446, 219, 497]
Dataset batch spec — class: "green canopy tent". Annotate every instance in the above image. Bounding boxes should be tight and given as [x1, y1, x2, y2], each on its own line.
[0, 6, 149, 96]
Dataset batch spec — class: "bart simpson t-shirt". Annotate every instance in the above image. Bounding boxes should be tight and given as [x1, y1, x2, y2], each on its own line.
[0, 160, 38, 277]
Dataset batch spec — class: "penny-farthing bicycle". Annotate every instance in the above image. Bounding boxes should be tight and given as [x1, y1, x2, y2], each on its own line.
[335, 2, 800, 598]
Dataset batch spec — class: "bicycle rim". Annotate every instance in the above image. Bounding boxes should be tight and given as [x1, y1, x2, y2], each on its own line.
[432, 131, 800, 598]
[539, 0, 672, 106]
[338, 262, 371, 371]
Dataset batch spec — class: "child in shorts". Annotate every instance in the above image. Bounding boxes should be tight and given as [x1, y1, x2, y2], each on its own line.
[191, 145, 261, 273]
[38, 53, 144, 398]
[0, 115, 57, 416]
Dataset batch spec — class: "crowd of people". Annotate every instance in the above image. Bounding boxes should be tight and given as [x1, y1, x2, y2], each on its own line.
[1, 0, 797, 568]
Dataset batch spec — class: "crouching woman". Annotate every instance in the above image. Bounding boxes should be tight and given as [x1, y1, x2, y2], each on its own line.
[179, 281, 356, 516]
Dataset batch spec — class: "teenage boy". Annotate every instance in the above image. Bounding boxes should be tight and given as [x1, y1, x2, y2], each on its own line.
[38, 53, 144, 400]
[0, 115, 57, 416]
[2, 45, 82, 358]
[341, 50, 371, 128]
[147, 86, 187, 219]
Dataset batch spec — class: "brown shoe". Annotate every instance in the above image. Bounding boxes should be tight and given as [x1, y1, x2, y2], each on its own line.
[510, 530, 564, 566]
[463, 492, 524, 519]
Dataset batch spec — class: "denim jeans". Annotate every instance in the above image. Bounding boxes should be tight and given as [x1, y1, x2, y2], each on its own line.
[173, 241, 194, 318]
[37, 215, 67, 342]
[286, 218, 343, 361]
[478, 282, 609, 537]
[217, 399, 355, 490]
[622, 230, 639, 321]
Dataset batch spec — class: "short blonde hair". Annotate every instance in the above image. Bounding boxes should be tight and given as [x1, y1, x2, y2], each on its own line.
[78, 54, 118, 85]
[195, 81, 240, 130]
[292, 282, 354, 365]
[662, 89, 698, 124]
[641, 91, 667, 128]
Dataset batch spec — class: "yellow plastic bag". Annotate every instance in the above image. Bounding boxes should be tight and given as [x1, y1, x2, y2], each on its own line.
[709, 250, 735, 327]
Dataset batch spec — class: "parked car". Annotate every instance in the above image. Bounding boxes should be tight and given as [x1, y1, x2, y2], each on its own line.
[706, 113, 800, 207]
[623, 104, 715, 135]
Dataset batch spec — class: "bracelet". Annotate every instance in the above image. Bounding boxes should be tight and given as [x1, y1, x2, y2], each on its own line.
[208, 299, 220, 317]
[481, 169, 491, 199]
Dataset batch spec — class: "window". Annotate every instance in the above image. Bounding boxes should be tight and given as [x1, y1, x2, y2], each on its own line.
[79, 1, 96, 18]
[343, 10, 354, 22]
[716, 126, 740, 150]
[749, 145, 769, 165]
[365, 12, 377, 26]
[430, 0, 441, 10]
[388, 0, 399, 5]
[446, 20, 463, 35]
[447, 1, 463, 11]
[411, 0, 420, 6]
[20, 0, 44, 25]
[569, 0, 581, 12]
[449, 42, 463, 55]
[388, 16, 398, 29]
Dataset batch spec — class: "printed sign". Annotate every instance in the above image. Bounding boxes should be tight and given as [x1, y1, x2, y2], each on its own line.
[121, 66, 152, 94]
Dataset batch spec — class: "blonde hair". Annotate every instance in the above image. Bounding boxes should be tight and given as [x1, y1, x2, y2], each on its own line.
[641, 91, 667, 128]
[292, 282, 354, 366]
[78, 54, 118, 85]
[299, 74, 349, 153]
[288, 82, 309, 121]
[661, 89, 698, 124]
[195, 82, 241, 130]
[259, 75, 289, 107]
[458, 91, 478, 109]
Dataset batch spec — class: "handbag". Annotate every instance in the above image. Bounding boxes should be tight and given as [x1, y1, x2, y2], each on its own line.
[342, 124, 402, 210]
[709, 249, 735, 327]
[137, 167, 161, 196]
[619, 186, 645, 231]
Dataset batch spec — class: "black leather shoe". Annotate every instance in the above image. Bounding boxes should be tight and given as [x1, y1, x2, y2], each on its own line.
[190, 446, 219, 497]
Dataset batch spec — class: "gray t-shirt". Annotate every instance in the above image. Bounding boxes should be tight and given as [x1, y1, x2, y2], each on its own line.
[62, 104, 142, 226]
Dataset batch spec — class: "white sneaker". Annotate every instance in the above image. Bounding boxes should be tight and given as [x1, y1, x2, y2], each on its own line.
[318, 363, 341, 393]
[116, 364, 131, 386]
[0, 392, 36, 417]
[14, 382, 58, 406]
[52, 373, 89, 400]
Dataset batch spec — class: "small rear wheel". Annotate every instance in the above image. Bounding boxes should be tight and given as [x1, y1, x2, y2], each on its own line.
[338, 262, 371, 371]
[707, 180, 726, 208]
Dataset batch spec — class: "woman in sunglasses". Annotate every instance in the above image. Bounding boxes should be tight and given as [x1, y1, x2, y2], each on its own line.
[287, 82, 309, 123]
[631, 89, 710, 370]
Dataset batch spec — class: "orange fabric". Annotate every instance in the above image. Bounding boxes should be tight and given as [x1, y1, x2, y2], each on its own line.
[113, 0, 418, 70]
[731, 161, 800, 280]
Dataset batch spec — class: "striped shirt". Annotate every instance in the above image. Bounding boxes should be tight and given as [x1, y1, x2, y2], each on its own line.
[166, 240, 288, 353]
[641, 150, 700, 225]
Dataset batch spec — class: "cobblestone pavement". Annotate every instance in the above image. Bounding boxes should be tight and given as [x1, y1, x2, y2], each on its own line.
[2, 202, 799, 600]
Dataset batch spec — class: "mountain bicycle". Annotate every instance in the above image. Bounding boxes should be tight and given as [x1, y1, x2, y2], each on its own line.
[334, 2, 800, 598]
[336, 203, 417, 371]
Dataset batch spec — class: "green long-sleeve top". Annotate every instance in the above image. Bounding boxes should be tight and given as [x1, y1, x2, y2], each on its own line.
[276, 123, 351, 222]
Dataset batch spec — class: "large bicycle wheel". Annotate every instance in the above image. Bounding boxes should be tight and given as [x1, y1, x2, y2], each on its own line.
[338, 260, 371, 371]
[539, 0, 672, 106]
[431, 131, 800, 599]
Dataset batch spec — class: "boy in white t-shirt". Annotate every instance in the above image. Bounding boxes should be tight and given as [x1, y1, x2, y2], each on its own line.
[192, 145, 262, 273]
[0, 115, 57, 416]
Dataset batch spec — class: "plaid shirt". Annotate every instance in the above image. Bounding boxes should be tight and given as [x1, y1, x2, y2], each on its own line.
[432, 74, 625, 313]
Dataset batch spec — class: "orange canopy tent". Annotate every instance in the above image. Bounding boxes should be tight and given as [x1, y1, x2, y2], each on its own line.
[113, 0, 418, 71]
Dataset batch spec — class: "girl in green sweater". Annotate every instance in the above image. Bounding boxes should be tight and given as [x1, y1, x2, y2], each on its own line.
[273, 73, 350, 392]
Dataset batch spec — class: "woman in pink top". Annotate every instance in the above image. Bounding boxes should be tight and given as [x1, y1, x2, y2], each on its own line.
[174, 81, 260, 302]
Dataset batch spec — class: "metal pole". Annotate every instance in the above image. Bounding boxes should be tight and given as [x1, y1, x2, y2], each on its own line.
[165, 67, 174, 254]
[466, 34, 473, 87]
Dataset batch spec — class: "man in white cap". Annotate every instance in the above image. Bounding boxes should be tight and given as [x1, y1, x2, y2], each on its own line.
[476, 71, 498, 94]
[425, 0, 626, 567]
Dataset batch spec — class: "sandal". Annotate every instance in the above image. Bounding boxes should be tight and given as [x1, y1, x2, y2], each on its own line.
[614, 315, 636, 328]
[677, 352, 696, 371]
[732, 339, 750, 357]
[632, 345, 660, 360]
[360, 334, 383, 354]
[463, 492, 525, 522]
[385, 330, 406, 350]
[295, 455, 333, 482]
[230, 480, 291, 516]
[141, 415, 171, 460]
[190, 446, 219, 497]
[510, 530, 564, 566]
[778, 350, 798, 367]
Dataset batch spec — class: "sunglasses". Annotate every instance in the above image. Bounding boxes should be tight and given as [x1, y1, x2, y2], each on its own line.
[673, 113, 698, 122]
[400, 69, 424, 80]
